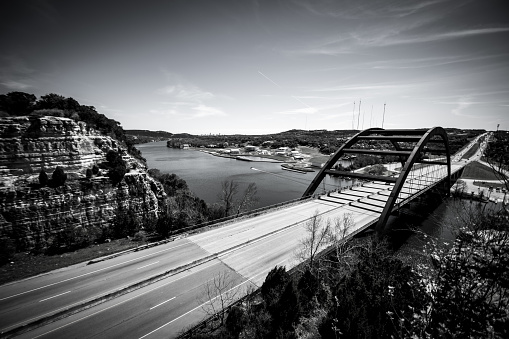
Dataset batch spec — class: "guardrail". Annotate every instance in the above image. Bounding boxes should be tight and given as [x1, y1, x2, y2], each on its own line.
[170, 195, 315, 236]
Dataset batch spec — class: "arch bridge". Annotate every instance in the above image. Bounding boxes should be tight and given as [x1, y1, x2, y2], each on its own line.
[302, 127, 452, 234]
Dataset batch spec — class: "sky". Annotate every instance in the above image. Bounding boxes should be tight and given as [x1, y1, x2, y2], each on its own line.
[1, 0, 508, 135]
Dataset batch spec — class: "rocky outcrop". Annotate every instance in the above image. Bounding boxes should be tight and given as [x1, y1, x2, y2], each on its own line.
[0, 116, 125, 176]
[0, 116, 165, 250]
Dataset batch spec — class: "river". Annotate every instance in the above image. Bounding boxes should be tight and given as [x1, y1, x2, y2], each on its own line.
[137, 141, 353, 208]
[136, 141, 471, 252]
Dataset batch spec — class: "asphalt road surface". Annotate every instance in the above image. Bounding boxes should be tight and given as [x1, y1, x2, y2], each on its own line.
[3, 159, 466, 338]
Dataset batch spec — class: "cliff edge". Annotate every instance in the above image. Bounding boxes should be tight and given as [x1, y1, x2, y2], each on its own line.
[0, 116, 165, 250]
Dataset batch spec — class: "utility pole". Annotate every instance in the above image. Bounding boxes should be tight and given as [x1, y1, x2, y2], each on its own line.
[352, 101, 356, 130]
[382, 103, 386, 129]
[370, 105, 373, 128]
[357, 99, 361, 130]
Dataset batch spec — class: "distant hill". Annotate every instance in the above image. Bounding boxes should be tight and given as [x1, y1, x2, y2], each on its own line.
[125, 130, 174, 143]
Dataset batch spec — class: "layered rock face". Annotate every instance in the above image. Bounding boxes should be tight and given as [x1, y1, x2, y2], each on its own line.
[0, 116, 119, 175]
[0, 116, 165, 250]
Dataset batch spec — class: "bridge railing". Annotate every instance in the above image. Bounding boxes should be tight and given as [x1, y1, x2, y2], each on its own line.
[168, 195, 315, 238]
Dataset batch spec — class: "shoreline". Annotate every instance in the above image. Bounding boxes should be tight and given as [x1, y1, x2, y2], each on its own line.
[198, 149, 295, 164]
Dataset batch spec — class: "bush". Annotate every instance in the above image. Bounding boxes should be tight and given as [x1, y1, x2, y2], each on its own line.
[39, 169, 48, 186]
[0, 237, 16, 265]
[106, 150, 127, 184]
[51, 166, 67, 187]
[112, 207, 140, 238]
[109, 163, 127, 185]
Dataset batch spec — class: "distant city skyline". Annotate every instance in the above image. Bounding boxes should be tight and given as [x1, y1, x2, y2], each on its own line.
[1, 0, 508, 134]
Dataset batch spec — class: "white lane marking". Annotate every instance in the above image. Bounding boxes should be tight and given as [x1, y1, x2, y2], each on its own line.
[39, 291, 71, 303]
[138, 260, 286, 339]
[149, 297, 175, 310]
[137, 261, 160, 270]
[0, 242, 189, 301]
[30, 261, 218, 339]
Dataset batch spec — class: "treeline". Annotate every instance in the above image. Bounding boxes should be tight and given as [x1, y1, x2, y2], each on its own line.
[188, 202, 508, 339]
[125, 129, 174, 144]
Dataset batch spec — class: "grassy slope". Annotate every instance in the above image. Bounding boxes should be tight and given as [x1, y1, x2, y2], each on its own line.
[461, 161, 500, 180]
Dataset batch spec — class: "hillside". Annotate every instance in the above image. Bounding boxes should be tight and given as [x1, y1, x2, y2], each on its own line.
[0, 95, 166, 253]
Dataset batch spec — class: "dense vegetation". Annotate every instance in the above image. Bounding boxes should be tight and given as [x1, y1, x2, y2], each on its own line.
[187, 199, 509, 339]
[125, 129, 174, 144]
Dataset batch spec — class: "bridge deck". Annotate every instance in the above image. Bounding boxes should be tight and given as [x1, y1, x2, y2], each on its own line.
[190, 160, 466, 287]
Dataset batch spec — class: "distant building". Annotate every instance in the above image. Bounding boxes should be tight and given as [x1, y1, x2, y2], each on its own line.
[181, 144, 190, 149]
[244, 145, 257, 152]
[230, 148, 240, 154]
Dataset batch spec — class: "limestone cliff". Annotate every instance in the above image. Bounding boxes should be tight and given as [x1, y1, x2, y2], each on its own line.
[0, 116, 165, 250]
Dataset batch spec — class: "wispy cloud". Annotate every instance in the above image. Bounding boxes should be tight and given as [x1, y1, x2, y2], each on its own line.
[277, 106, 318, 115]
[277, 101, 350, 115]
[440, 96, 486, 119]
[368, 54, 508, 70]
[313, 83, 414, 93]
[191, 105, 226, 118]
[0, 55, 36, 91]
[157, 84, 215, 101]
[156, 75, 226, 119]
[0, 80, 32, 90]
[368, 27, 509, 47]
[293, 0, 447, 19]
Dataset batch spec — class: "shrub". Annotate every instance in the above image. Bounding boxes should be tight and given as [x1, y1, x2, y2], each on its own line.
[109, 163, 127, 185]
[0, 237, 16, 265]
[112, 207, 140, 238]
[39, 169, 48, 186]
[106, 150, 127, 184]
[52, 166, 67, 186]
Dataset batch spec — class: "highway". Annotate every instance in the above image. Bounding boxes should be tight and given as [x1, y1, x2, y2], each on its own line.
[2, 155, 471, 338]
[0, 239, 211, 334]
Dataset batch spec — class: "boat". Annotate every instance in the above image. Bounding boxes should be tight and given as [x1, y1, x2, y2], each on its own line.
[281, 164, 314, 174]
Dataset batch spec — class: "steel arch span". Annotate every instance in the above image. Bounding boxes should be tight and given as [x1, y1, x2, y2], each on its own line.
[302, 127, 451, 235]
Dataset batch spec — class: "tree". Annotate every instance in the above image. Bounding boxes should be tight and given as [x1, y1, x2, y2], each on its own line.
[199, 270, 242, 327]
[156, 205, 173, 238]
[295, 211, 332, 273]
[0, 91, 36, 115]
[234, 182, 258, 217]
[326, 213, 363, 275]
[367, 163, 386, 175]
[483, 131, 509, 192]
[452, 179, 467, 197]
[51, 166, 67, 187]
[35, 93, 80, 112]
[219, 180, 239, 217]
[319, 240, 426, 339]
[39, 169, 48, 186]
[106, 150, 127, 184]
[412, 201, 509, 338]
[112, 207, 140, 238]
[261, 266, 290, 307]
[218, 180, 258, 218]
